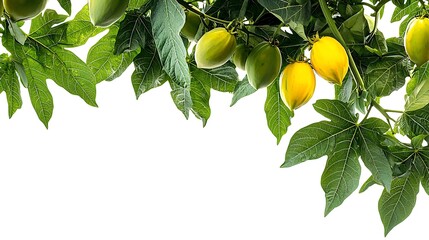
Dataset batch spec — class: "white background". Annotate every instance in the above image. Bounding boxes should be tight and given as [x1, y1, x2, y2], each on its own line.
[0, 1, 427, 239]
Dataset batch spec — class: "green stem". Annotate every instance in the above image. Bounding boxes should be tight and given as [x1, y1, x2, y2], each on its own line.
[176, 0, 230, 25]
[385, 109, 404, 114]
[318, 0, 366, 91]
[238, 27, 269, 42]
[374, 0, 390, 12]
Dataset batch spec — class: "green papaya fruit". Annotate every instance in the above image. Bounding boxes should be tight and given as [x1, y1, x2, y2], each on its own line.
[3, 0, 47, 21]
[231, 44, 251, 70]
[245, 42, 282, 89]
[195, 28, 237, 69]
[89, 0, 130, 28]
[181, 11, 201, 41]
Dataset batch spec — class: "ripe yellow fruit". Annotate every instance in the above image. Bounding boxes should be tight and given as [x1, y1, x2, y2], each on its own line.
[4, 0, 47, 21]
[181, 11, 201, 41]
[89, 0, 129, 28]
[195, 28, 237, 69]
[245, 41, 282, 89]
[405, 17, 429, 66]
[279, 62, 316, 110]
[310, 36, 348, 85]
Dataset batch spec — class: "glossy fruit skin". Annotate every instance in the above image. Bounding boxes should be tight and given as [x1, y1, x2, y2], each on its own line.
[310, 36, 348, 85]
[279, 62, 316, 110]
[181, 11, 200, 41]
[245, 42, 282, 89]
[405, 17, 429, 67]
[231, 44, 250, 70]
[4, 0, 47, 21]
[195, 28, 237, 69]
[89, 0, 129, 28]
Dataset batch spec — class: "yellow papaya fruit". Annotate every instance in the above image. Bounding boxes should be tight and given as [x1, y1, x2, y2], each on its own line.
[405, 17, 429, 67]
[231, 44, 251, 70]
[245, 41, 282, 89]
[181, 11, 201, 41]
[4, 0, 47, 21]
[195, 28, 237, 69]
[310, 36, 348, 85]
[279, 62, 316, 110]
[89, 0, 129, 28]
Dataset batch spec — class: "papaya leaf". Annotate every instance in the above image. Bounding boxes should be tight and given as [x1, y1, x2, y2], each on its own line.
[190, 68, 211, 126]
[23, 57, 54, 128]
[379, 170, 420, 236]
[189, 62, 238, 93]
[132, 43, 167, 99]
[151, 0, 190, 88]
[53, 5, 104, 47]
[398, 104, 429, 137]
[405, 62, 429, 112]
[359, 176, 380, 193]
[321, 128, 360, 216]
[128, 0, 151, 10]
[6, 19, 27, 45]
[0, 58, 22, 118]
[256, 0, 311, 25]
[169, 81, 192, 119]
[264, 80, 293, 144]
[313, 99, 357, 124]
[391, 1, 419, 23]
[358, 118, 392, 191]
[364, 56, 408, 97]
[87, 24, 139, 83]
[114, 10, 150, 55]
[29, 10, 68, 46]
[230, 76, 256, 107]
[57, 0, 72, 15]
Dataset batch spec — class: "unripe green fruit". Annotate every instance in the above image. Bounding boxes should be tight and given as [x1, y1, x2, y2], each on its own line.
[231, 44, 251, 70]
[245, 42, 282, 90]
[4, 0, 47, 21]
[405, 17, 429, 67]
[195, 28, 237, 69]
[89, 0, 129, 28]
[181, 11, 201, 41]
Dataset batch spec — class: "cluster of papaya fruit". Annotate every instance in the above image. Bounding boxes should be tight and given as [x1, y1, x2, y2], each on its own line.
[182, 10, 349, 110]
[0, 0, 128, 28]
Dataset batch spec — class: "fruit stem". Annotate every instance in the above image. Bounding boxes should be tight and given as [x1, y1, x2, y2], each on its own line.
[318, 0, 366, 91]
[176, 0, 230, 25]
[238, 27, 269, 42]
[385, 109, 404, 114]
[373, 100, 397, 132]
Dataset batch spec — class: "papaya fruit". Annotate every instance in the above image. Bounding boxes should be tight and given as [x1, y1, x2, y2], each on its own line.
[231, 44, 251, 70]
[279, 62, 316, 110]
[310, 36, 348, 85]
[181, 11, 201, 41]
[405, 17, 429, 67]
[245, 41, 282, 89]
[89, 0, 129, 28]
[195, 28, 237, 69]
[3, 0, 47, 21]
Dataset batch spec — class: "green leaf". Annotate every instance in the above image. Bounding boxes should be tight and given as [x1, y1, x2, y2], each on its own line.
[313, 99, 357, 124]
[128, 0, 150, 10]
[0, 58, 22, 118]
[169, 81, 193, 119]
[282, 121, 353, 168]
[190, 62, 239, 93]
[41, 47, 98, 107]
[391, 1, 419, 23]
[358, 119, 392, 191]
[364, 56, 408, 97]
[190, 71, 211, 126]
[53, 5, 104, 47]
[230, 76, 256, 107]
[321, 128, 360, 215]
[366, 31, 388, 56]
[398, 104, 429, 137]
[339, 9, 368, 45]
[7, 19, 27, 45]
[87, 25, 139, 83]
[359, 176, 380, 193]
[114, 10, 149, 55]
[23, 57, 54, 128]
[257, 0, 311, 25]
[57, 0, 72, 15]
[378, 170, 420, 236]
[405, 62, 429, 112]
[264, 80, 293, 144]
[151, 0, 190, 87]
[132, 43, 167, 99]
[30, 10, 68, 41]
